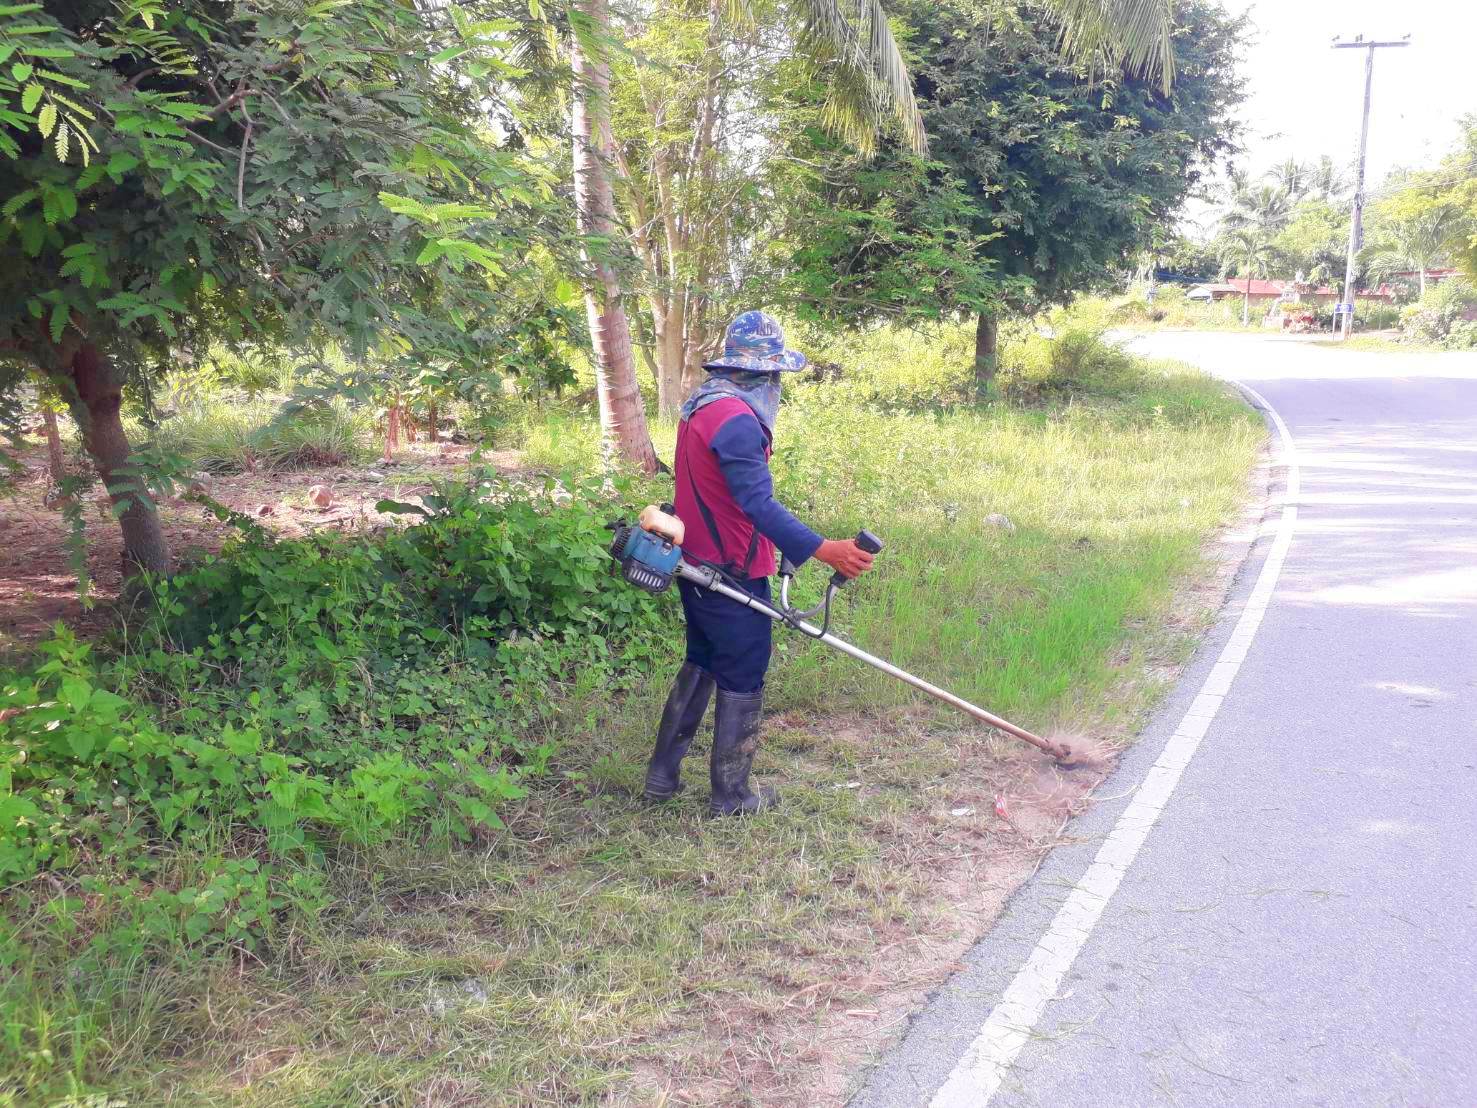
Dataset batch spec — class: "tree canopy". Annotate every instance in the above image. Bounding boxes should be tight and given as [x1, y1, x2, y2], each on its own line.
[0, 0, 567, 569]
[770, 0, 1243, 381]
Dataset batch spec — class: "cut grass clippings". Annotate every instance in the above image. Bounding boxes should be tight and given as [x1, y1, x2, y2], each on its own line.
[4, 344, 1264, 1106]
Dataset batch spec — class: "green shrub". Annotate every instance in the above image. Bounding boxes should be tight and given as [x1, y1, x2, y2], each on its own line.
[138, 393, 374, 473]
[1354, 299, 1401, 330]
[996, 326, 1137, 402]
[788, 321, 977, 411]
[1400, 278, 1477, 345]
[1, 476, 668, 962]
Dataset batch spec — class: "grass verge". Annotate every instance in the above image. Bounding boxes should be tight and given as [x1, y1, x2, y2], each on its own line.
[3, 333, 1263, 1106]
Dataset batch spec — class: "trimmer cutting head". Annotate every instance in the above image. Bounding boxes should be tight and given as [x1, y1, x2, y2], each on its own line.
[1041, 731, 1115, 769]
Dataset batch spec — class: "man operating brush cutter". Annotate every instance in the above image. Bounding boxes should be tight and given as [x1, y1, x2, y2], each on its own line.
[643, 310, 876, 816]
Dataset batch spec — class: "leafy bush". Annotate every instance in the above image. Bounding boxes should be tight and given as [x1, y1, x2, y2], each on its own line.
[1444, 320, 1477, 349]
[789, 322, 977, 412]
[1, 476, 668, 959]
[996, 326, 1137, 402]
[1400, 278, 1477, 345]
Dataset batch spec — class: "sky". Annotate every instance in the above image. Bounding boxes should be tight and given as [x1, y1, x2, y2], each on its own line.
[1184, 0, 1477, 233]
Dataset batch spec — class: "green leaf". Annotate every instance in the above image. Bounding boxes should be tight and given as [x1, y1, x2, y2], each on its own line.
[11, 62, 33, 82]
[374, 498, 430, 517]
[67, 728, 97, 760]
[2, 188, 37, 217]
[55, 120, 69, 161]
[49, 302, 68, 342]
[20, 82, 41, 113]
[221, 726, 261, 756]
[431, 45, 472, 65]
[106, 151, 139, 180]
[59, 674, 92, 712]
[312, 635, 340, 661]
[35, 100, 55, 137]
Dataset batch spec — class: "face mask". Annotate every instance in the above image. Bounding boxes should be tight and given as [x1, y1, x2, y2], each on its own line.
[680, 370, 782, 434]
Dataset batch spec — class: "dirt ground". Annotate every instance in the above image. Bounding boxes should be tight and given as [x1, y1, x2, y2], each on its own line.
[0, 435, 498, 655]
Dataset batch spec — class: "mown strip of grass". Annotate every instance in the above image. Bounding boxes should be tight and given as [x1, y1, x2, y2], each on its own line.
[3, 331, 1263, 1106]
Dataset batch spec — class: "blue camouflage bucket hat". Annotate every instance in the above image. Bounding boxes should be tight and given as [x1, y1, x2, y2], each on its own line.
[703, 310, 808, 374]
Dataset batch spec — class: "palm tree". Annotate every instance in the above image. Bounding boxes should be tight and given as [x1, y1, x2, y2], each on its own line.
[1217, 229, 1278, 325]
[572, 0, 1180, 470]
[1308, 155, 1347, 203]
[1365, 203, 1458, 297]
[1216, 180, 1294, 321]
[1271, 157, 1308, 200]
[570, 0, 659, 472]
[1218, 181, 1292, 325]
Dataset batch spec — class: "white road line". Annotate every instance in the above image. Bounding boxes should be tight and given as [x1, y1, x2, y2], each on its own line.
[930, 382, 1300, 1108]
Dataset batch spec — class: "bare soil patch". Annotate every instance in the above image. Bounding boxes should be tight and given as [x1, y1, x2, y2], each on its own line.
[0, 438, 509, 655]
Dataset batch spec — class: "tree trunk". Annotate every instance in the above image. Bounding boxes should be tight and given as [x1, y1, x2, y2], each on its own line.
[60, 342, 171, 575]
[571, 0, 659, 472]
[40, 401, 65, 484]
[657, 294, 686, 418]
[427, 398, 438, 443]
[383, 403, 399, 462]
[1419, 267, 1427, 298]
[973, 310, 999, 394]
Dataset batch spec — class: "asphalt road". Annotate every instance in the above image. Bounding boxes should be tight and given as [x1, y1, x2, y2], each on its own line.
[852, 334, 1477, 1108]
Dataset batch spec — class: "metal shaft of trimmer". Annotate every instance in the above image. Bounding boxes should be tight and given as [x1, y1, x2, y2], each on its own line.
[673, 561, 1066, 759]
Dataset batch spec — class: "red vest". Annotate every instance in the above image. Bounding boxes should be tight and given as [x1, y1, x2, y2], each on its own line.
[673, 398, 776, 578]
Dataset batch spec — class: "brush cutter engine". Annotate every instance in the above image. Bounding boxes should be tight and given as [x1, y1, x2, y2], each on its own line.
[609, 516, 683, 594]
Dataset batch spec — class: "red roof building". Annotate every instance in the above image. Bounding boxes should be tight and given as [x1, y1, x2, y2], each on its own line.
[1187, 279, 1340, 303]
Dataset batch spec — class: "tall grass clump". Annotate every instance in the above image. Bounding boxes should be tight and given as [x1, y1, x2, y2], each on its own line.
[136, 393, 374, 473]
[771, 323, 1262, 724]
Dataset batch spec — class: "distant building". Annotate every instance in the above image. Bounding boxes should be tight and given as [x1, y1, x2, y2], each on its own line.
[1390, 267, 1463, 286]
[1186, 279, 1340, 304]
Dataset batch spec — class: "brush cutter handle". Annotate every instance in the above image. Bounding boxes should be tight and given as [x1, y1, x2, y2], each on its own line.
[829, 529, 884, 590]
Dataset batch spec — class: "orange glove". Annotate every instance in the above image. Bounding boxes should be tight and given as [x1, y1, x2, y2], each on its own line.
[815, 538, 875, 580]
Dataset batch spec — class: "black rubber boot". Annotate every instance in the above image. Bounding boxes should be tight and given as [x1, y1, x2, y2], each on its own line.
[708, 687, 779, 817]
[642, 661, 716, 802]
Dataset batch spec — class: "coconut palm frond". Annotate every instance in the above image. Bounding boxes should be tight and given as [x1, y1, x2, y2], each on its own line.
[795, 0, 927, 156]
[718, 0, 756, 30]
[1049, 0, 1175, 94]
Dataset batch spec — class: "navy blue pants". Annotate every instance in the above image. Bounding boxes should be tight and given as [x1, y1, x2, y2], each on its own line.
[678, 577, 773, 693]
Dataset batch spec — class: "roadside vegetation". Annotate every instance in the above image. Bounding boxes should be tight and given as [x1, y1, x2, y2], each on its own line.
[1, 323, 1263, 1104]
[1126, 117, 1477, 343]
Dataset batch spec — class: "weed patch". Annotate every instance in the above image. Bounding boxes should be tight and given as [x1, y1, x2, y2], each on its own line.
[2, 327, 1263, 1105]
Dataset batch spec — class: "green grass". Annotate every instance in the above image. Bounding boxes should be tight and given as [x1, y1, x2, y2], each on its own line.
[770, 358, 1260, 729]
[130, 393, 376, 474]
[3, 328, 1264, 1106]
[1306, 334, 1477, 355]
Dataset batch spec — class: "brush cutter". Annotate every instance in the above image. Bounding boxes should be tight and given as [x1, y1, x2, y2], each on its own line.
[608, 505, 1085, 765]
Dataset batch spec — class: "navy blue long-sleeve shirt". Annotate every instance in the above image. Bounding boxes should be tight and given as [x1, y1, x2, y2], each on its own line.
[706, 411, 823, 567]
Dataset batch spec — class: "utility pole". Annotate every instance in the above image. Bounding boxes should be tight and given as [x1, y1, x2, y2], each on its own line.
[1332, 35, 1409, 340]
